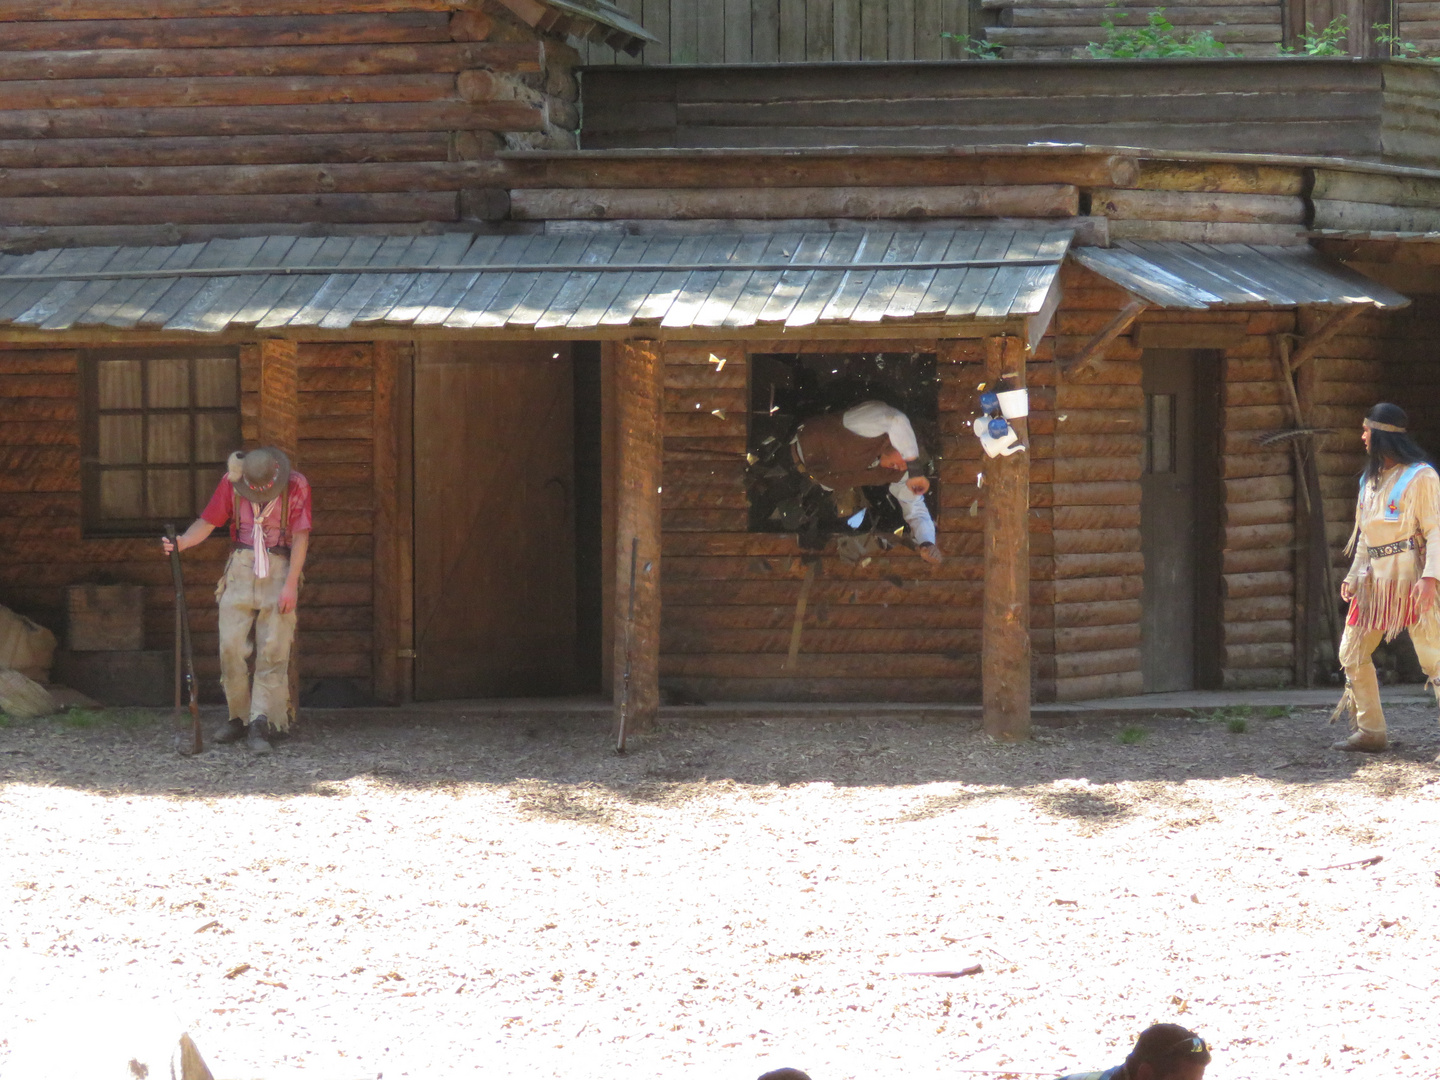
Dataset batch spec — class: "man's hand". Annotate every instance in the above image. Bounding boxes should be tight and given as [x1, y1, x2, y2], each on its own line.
[1412, 576, 1438, 614]
[279, 580, 300, 614]
[906, 475, 930, 496]
[1340, 580, 1355, 603]
[161, 536, 177, 555]
[918, 542, 943, 565]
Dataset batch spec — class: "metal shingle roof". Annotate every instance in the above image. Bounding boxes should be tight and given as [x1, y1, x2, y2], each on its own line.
[1072, 241, 1410, 310]
[0, 229, 1074, 334]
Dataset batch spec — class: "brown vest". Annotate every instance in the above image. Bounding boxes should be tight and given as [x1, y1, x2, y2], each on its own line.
[794, 413, 906, 490]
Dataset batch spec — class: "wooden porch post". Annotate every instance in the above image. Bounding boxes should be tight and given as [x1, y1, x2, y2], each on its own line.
[613, 338, 662, 734]
[983, 334, 1032, 741]
[259, 338, 300, 728]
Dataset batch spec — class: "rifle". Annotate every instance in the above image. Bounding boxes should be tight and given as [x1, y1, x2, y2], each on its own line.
[614, 536, 638, 753]
[166, 525, 203, 755]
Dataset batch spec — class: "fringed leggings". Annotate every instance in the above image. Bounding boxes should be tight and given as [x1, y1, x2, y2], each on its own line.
[1337, 622, 1440, 736]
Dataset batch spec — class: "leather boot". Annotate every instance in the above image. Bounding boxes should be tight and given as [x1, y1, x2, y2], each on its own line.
[213, 718, 246, 745]
[247, 715, 274, 756]
[1331, 730, 1387, 753]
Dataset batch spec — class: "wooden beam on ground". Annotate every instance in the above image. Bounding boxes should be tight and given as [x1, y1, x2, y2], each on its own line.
[1061, 297, 1147, 383]
[1289, 304, 1367, 372]
[983, 333, 1031, 742]
[613, 338, 663, 736]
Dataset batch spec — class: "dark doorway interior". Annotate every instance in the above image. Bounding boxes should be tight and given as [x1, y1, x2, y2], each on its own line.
[1140, 349, 1221, 692]
[572, 342, 603, 693]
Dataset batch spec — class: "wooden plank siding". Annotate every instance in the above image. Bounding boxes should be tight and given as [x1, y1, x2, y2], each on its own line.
[577, 0, 981, 64]
[0, 2, 580, 249]
[579, 59, 1440, 170]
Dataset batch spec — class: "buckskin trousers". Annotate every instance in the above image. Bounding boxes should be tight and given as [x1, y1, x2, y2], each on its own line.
[216, 549, 296, 731]
[1338, 619, 1440, 736]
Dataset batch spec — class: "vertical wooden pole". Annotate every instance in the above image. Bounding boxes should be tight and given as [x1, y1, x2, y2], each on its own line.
[983, 334, 1031, 741]
[395, 341, 416, 704]
[613, 338, 662, 734]
[371, 341, 408, 705]
[259, 338, 300, 728]
[600, 341, 618, 697]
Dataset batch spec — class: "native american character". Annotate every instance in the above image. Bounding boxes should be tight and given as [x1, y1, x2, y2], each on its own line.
[1332, 403, 1440, 753]
[161, 447, 312, 754]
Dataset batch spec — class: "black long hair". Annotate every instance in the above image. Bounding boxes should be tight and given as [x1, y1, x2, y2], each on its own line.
[1364, 402, 1430, 485]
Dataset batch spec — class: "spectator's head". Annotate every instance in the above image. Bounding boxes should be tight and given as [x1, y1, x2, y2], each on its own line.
[1124, 1024, 1211, 1080]
[757, 1070, 811, 1080]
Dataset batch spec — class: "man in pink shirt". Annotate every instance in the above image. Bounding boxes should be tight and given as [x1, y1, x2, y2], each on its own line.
[161, 447, 312, 754]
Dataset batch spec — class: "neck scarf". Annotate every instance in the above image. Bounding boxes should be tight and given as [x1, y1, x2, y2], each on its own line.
[251, 498, 279, 579]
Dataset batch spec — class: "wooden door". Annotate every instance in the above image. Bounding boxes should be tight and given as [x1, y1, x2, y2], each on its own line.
[414, 342, 577, 700]
[1141, 350, 1197, 693]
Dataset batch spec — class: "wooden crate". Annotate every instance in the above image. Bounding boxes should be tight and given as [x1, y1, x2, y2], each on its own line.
[67, 585, 145, 652]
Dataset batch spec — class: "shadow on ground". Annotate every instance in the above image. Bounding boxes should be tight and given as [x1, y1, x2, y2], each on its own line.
[3, 700, 1438, 808]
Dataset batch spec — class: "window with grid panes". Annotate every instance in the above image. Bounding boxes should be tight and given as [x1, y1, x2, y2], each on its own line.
[81, 348, 241, 536]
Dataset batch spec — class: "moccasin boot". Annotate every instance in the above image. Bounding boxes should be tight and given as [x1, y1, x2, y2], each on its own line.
[247, 716, 274, 756]
[1331, 730, 1387, 753]
[213, 718, 246, 745]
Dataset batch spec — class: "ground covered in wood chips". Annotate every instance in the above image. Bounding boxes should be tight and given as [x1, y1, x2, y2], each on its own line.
[3, 701, 1440, 1080]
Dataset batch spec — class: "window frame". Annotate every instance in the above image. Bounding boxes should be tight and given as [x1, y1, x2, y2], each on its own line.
[79, 346, 242, 538]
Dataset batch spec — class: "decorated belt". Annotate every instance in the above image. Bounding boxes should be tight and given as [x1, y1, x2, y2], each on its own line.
[1368, 538, 1416, 558]
[234, 542, 291, 557]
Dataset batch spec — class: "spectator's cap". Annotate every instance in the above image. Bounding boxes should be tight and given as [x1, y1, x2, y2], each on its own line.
[1127, 1024, 1211, 1075]
[227, 447, 291, 504]
[757, 1070, 812, 1080]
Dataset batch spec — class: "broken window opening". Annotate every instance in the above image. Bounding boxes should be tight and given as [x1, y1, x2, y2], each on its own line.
[746, 351, 940, 553]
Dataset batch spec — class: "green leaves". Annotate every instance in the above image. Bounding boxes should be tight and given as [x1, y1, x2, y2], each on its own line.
[1087, 8, 1238, 58]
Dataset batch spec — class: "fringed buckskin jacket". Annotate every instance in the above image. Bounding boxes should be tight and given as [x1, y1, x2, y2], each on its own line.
[1344, 461, 1440, 639]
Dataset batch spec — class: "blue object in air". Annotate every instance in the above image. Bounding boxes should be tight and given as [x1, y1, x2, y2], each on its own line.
[847, 509, 866, 529]
[988, 416, 1011, 439]
[979, 391, 1000, 414]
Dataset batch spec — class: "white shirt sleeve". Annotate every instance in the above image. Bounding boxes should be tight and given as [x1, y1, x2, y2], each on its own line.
[841, 401, 920, 461]
[890, 476, 936, 546]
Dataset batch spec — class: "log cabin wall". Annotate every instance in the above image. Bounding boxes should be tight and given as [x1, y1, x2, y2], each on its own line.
[0, 338, 385, 704]
[0, 1, 582, 251]
[982, 0, 1284, 58]
[579, 60, 1440, 168]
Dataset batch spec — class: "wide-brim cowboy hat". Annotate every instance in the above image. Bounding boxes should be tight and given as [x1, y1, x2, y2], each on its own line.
[227, 446, 291, 503]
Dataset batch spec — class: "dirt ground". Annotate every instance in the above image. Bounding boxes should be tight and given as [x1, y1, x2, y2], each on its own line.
[3, 700, 1440, 1080]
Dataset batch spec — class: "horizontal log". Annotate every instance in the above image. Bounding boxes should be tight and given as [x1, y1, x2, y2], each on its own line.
[662, 627, 981, 654]
[1221, 453, 1292, 481]
[1223, 641, 1294, 668]
[497, 151, 1141, 190]
[1054, 383, 1144, 409]
[1054, 670, 1143, 702]
[1053, 481, 1141, 506]
[1094, 187, 1306, 224]
[0, 13, 453, 50]
[0, 161, 526, 199]
[1053, 458, 1142, 483]
[1311, 200, 1440, 233]
[509, 185, 1081, 221]
[1227, 522, 1294, 549]
[1135, 159, 1305, 196]
[0, 133, 450, 169]
[0, 101, 544, 140]
[0, 191, 458, 226]
[1053, 528, 1140, 554]
[1224, 594, 1293, 622]
[1224, 547, 1293, 575]
[0, 73, 462, 111]
[661, 652, 979, 679]
[1225, 473, 1293, 502]
[1224, 381, 1288, 408]
[1223, 570, 1293, 598]
[1054, 623, 1140, 652]
[657, 676, 980, 703]
[0, 421, 78, 447]
[1053, 598, 1142, 627]
[0, 42, 541, 82]
[1052, 504, 1140, 530]
[984, 22, 1282, 43]
[0, 1, 455, 19]
[1054, 410, 1145, 434]
[1055, 646, 1141, 680]
[1135, 322, 1251, 350]
[1224, 618, 1293, 645]
[1054, 574, 1142, 604]
[1106, 220, 1308, 245]
[1223, 498, 1293, 527]
[300, 391, 372, 418]
[1005, 5, 1278, 25]
[666, 602, 986, 631]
